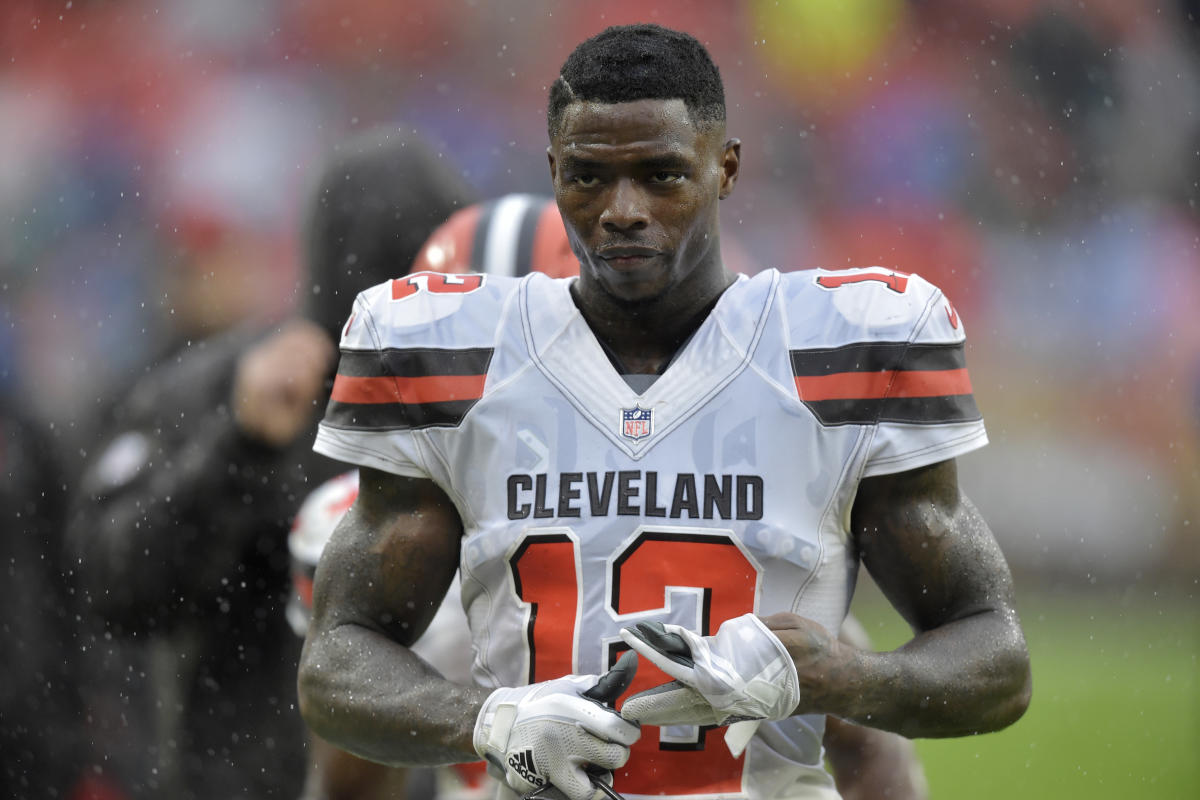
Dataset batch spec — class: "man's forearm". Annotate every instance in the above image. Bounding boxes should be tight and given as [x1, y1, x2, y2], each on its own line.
[299, 621, 491, 767]
[837, 462, 1032, 737]
[772, 610, 1030, 738]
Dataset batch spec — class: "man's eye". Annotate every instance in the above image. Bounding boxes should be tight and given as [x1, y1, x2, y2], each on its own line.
[650, 172, 683, 184]
[572, 174, 599, 187]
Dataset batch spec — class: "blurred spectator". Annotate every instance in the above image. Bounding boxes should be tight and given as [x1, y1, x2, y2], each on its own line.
[0, 402, 81, 799]
[66, 127, 473, 799]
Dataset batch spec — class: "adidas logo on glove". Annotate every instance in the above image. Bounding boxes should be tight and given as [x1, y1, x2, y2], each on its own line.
[507, 748, 543, 786]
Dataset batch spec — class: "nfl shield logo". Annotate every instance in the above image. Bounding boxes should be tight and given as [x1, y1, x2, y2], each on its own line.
[621, 406, 653, 441]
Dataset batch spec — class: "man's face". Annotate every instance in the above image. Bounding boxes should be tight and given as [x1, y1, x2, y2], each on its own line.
[548, 98, 739, 305]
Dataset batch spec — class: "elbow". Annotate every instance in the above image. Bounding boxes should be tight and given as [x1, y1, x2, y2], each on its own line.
[984, 644, 1033, 732]
[296, 653, 318, 730]
[297, 642, 331, 738]
[1002, 656, 1033, 728]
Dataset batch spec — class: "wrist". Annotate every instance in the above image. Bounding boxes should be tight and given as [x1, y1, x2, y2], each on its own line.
[762, 612, 857, 717]
[804, 642, 883, 721]
[472, 686, 514, 759]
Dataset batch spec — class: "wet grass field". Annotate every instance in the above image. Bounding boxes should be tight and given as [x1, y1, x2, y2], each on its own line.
[849, 579, 1199, 798]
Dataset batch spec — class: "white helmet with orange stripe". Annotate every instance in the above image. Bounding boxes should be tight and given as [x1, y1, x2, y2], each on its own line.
[285, 470, 359, 637]
[411, 193, 578, 278]
[285, 469, 474, 687]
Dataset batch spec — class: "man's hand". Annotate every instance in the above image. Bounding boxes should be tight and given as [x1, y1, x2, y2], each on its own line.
[232, 318, 335, 447]
[473, 652, 640, 800]
[618, 614, 800, 755]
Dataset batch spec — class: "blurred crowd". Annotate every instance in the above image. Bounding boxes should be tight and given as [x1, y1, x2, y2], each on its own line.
[0, 0, 1196, 798]
[3, 0, 1197, 576]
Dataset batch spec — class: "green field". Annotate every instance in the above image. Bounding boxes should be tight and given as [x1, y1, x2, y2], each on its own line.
[849, 579, 1199, 798]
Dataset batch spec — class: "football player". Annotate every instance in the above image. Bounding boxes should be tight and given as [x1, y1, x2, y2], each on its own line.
[299, 24, 1030, 800]
[298, 193, 927, 799]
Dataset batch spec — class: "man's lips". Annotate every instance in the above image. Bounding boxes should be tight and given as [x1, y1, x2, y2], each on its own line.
[596, 246, 661, 267]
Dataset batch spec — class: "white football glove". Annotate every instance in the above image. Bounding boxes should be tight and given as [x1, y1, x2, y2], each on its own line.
[473, 652, 641, 800]
[618, 614, 800, 757]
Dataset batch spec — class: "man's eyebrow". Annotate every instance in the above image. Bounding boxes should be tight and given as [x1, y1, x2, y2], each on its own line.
[558, 155, 693, 175]
[638, 154, 692, 171]
[558, 156, 608, 171]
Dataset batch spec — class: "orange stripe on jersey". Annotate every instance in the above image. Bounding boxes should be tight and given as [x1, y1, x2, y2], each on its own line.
[326, 347, 493, 430]
[889, 367, 972, 398]
[330, 373, 486, 405]
[394, 374, 486, 403]
[794, 367, 972, 401]
[330, 375, 400, 404]
[790, 342, 980, 425]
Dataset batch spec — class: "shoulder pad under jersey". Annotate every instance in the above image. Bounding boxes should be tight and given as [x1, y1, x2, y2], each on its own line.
[779, 267, 957, 349]
[340, 271, 520, 352]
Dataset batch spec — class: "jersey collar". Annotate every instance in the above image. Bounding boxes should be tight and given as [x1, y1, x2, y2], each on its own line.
[519, 271, 779, 459]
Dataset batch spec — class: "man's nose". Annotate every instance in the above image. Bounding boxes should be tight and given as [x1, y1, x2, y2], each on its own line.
[599, 179, 649, 233]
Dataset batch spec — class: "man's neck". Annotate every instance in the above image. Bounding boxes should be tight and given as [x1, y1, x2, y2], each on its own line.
[571, 268, 737, 376]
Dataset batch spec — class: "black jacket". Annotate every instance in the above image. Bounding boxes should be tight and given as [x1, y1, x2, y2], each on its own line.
[1, 403, 82, 799]
[68, 326, 344, 800]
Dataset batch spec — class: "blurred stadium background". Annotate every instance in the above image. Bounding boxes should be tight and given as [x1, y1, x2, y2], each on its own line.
[1, 0, 1196, 796]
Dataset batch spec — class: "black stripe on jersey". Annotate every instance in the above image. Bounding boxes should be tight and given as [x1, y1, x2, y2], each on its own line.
[513, 198, 543, 278]
[789, 341, 966, 376]
[325, 347, 493, 431]
[790, 341, 978, 426]
[324, 397, 481, 431]
[469, 198, 501, 272]
[335, 347, 493, 379]
[803, 394, 981, 427]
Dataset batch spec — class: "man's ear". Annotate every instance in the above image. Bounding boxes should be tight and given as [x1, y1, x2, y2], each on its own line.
[547, 147, 558, 185]
[719, 138, 741, 199]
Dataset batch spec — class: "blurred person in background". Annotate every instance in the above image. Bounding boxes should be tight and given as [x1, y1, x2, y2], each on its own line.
[0, 401, 83, 800]
[66, 127, 474, 800]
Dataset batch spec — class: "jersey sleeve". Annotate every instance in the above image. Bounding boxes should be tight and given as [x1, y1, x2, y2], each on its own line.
[785, 268, 987, 478]
[858, 278, 987, 476]
[313, 273, 505, 477]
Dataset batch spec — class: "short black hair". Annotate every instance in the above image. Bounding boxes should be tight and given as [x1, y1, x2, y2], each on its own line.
[548, 24, 725, 139]
[302, 127, 475, 339]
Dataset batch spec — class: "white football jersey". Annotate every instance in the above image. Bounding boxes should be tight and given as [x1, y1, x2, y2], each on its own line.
[314, 267, 986, 800]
